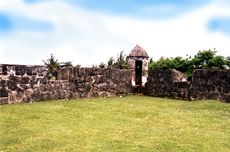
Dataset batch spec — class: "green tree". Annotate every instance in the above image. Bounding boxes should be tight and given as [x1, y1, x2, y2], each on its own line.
[116, 51, 128, 69]
[148, 49, 228, 79]
[149, 57, 153, 64]
[226, 56, 230, 67]
[207, 56, 227, 68]
[43, 54, 59, 79]
[149, 57, 174, 70]
[107, 57, 115, 68]
[99, 62, 106, 68]
[192, 49, 216, 69]
[107, 51, 128, 69]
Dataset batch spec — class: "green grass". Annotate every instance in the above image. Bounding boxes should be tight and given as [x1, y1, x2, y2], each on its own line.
[0, 96, 230, 152]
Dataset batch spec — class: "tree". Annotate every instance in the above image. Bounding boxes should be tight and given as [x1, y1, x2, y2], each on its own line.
[149, 57, 175, 70]
[107, 51, 128, 69]
[192, 49, 216, 69]
[149, 57, 153, 64]
[43, 54, 59, 79]
[99, 62, 106, 68]
[148, 49, 228, 79]
[114, 51, 128, 69]
[226, 56, 230, 67]
[207, 56, 227, 69]
[107, 57, 114, 68]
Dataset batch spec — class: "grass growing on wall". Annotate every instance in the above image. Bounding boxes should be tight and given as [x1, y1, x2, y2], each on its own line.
[0, 96, 230, 152]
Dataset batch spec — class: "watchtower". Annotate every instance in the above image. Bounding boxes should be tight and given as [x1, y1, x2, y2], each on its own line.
[127, 45, 149, 87]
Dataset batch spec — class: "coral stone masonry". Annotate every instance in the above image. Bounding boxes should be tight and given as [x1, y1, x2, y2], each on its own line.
[1, 65, 230, 104]
[0, 67, 133, 104]
[0, 64, 46, 76]
[127, 45, 149, 87]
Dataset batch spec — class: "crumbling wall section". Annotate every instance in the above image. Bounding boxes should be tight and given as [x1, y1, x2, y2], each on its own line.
[0, 68, 132, 104]
[144, 69, 230, 102]
[190, 70, 230, 102]
[144, 69, 190, 100]
[71, 68, 133, 98]
[1, 66, 230, 104]
[0, 64, 46, 76]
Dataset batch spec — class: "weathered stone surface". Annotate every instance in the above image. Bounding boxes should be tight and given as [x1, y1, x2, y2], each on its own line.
[0, 68, 132, 104]
[0, 64, 46, 76]
[71, 68, 133, 98]
[190, 69, 230, 101]
[144, 69, 188, 99]
[145, 69, 230, 102]
[1, 67, 230, 104]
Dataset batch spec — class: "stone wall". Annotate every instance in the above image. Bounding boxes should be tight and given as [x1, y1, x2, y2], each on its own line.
[190, 70, 230, 102]
[1, 66, 230, 104]
[144, 69, 230, 102]
[0, 64, 46, 76]
[144, 69, 190, 100]
[0, 67, 132, 104]
[71, 68, 133, 98]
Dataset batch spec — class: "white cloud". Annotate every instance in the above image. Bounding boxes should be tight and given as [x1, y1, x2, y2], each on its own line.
[102, 1, 230, 58]
[0, 0, 230, 67]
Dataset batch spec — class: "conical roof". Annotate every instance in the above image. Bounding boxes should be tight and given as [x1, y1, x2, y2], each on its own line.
[128, 45, 149, 58]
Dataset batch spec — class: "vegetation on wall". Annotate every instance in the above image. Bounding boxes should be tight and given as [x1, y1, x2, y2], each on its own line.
[107, 51, 128, 69]
[149, 49, 230, 78]
[43, 54, 59, 79]
[43, 54, 72, 79]
[42, 49, 230, 78]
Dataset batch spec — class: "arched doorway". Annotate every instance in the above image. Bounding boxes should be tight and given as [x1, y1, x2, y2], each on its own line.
[127, 45, 149, 87]
[135, 60, 142, 86]
[2, 65, 7, 75]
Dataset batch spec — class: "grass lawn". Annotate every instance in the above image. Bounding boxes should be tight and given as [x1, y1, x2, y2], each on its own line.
[0, 96, 230, 152]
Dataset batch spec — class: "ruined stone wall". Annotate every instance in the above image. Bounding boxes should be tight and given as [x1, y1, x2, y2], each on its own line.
[190, 70, 230, 102]
[1, 66, 230, 104]
[0, 64, 46, 76]
[0, 68, 132, 104]
[144, 69, 190, 100]
[144, 69, 230, 102]
[71, 68, 133, 98]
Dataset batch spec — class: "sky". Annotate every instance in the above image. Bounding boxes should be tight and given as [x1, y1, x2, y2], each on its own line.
[0, 0, 230, 66]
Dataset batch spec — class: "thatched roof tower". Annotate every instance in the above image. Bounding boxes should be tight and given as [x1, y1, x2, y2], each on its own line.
[128, 45, 149, 58]
[127, 45, 149, 87]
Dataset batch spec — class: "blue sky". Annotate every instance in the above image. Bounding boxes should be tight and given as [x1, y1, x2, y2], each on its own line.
[25, 0, 212, 18]
[0, 0, 230, 66]
[0, 12, 53, 33]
